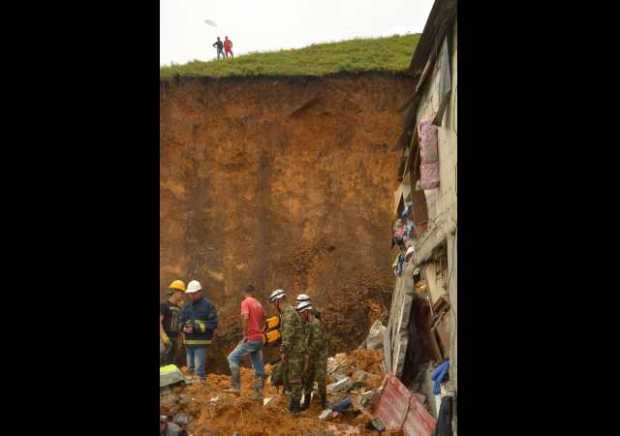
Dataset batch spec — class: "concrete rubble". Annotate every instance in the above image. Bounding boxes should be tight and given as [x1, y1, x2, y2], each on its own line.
[327, 377, 353, 393]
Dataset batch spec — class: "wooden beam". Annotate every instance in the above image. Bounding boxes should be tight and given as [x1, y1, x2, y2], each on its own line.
[413, 218, 456, 268]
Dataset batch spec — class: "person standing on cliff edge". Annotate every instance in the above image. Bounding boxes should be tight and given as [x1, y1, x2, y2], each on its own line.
[224, 284, 266, 400]
[212, 36, 225, 60]
[224, 36, 234, 58]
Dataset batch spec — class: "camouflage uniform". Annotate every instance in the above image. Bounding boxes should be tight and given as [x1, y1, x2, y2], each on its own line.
[303, 317, 329, 408]
[311, 307, 321, 320]
[279, 304, 306, 409]
[270, 361, 284, 387]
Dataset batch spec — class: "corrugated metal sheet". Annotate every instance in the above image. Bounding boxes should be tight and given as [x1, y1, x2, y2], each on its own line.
[374, 375, 436, 436]
[402, 393, 437, 436]
[374, 375, 410, 429]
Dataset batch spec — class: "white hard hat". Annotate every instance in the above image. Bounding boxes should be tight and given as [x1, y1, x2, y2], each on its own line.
[296, 293, 311, 302]
[295, 300, 313, 312]
[405, 246, 415, 258]
[186, 280, 203, 294]
[269, 288, 286, 302]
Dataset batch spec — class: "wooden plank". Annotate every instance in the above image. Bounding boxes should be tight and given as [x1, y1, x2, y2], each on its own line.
[411, 189, 428, 230]
[433, 296, 450, 314]
[428, 328, 444, 362]
[413, 218, 456, 269]
[424, 263, 447, 305]
[434, 311, 451, 360]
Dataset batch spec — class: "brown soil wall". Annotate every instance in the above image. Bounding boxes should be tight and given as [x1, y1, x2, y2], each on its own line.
[160, 73, 413, 372]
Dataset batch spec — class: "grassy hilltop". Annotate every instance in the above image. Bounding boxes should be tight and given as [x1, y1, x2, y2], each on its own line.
[160, 34, 420, 78]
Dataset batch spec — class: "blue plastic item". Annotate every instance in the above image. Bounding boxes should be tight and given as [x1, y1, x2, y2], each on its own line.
[431, 360, 450, 395]
[331, 396, 352, 412]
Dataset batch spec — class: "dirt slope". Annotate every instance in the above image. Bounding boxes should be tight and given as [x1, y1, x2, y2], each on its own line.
[160, 73, 413, 371]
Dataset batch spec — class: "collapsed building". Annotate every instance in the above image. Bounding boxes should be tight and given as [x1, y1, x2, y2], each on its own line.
[382, 0, 458, 431]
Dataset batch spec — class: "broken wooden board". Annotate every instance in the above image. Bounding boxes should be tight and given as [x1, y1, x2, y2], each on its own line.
[384, 262, 415, 377]
[423, 262, 448, 304]
[413, 218, 456, 269]
[432, 311, 451, 360]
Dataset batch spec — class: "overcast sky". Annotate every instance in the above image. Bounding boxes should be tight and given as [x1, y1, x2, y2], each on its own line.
[160, 0, 435, 66]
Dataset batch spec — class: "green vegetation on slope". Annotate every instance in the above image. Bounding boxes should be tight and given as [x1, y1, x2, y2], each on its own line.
[160, 34, 420, 78]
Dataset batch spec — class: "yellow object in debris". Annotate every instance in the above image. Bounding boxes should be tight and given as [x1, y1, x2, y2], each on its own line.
[264, 329, 281, 344]
[415, 281, 428, 293]
[160, 364, 180, 375]
[266, 315, 280, 330]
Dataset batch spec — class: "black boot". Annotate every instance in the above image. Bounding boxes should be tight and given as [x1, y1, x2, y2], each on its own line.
[288, 397, 301, 415]
[319, 390, 328, 410]
[224, 367, 241, 394]
[321, 383, 329, 408]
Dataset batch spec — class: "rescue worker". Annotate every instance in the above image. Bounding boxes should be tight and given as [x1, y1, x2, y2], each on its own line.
[297, 300, 329, 410]
[296, 293, 321, 320]
[178, 280, 218, 382]
[269, 288, 306, 414]
[225, 284, 266, 400]
[160, 280, 186, 366]
[160, 316, 170, 367]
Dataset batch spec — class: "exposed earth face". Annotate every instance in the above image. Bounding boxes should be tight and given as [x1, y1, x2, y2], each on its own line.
[160, 73, 413, 372]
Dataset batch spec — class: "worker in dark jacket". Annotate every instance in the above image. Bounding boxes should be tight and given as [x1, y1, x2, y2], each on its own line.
[160, 279, 187, 366]
[212, 37, 224, 60]
[178, 280, 218, 382]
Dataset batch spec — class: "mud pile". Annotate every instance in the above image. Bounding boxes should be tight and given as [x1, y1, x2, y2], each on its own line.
[160, 349, 396, 435]
[160, 73, 413, 371]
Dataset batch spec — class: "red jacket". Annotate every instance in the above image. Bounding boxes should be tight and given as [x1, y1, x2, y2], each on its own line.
[224, 39, 233, 50]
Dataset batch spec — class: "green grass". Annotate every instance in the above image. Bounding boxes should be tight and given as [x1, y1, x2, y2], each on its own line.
[160, 34, 420, 78]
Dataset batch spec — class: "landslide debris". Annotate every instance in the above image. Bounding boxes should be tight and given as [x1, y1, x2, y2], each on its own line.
[160, 349, 389, 435]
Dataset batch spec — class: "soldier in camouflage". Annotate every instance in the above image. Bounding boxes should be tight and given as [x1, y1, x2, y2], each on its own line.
[269, 288, 306, 414]
[296, 299, 329, 410]
[296, 293, 321, 320]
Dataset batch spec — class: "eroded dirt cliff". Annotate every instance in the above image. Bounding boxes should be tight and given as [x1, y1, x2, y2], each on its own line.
[160, 73, 413, 371]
